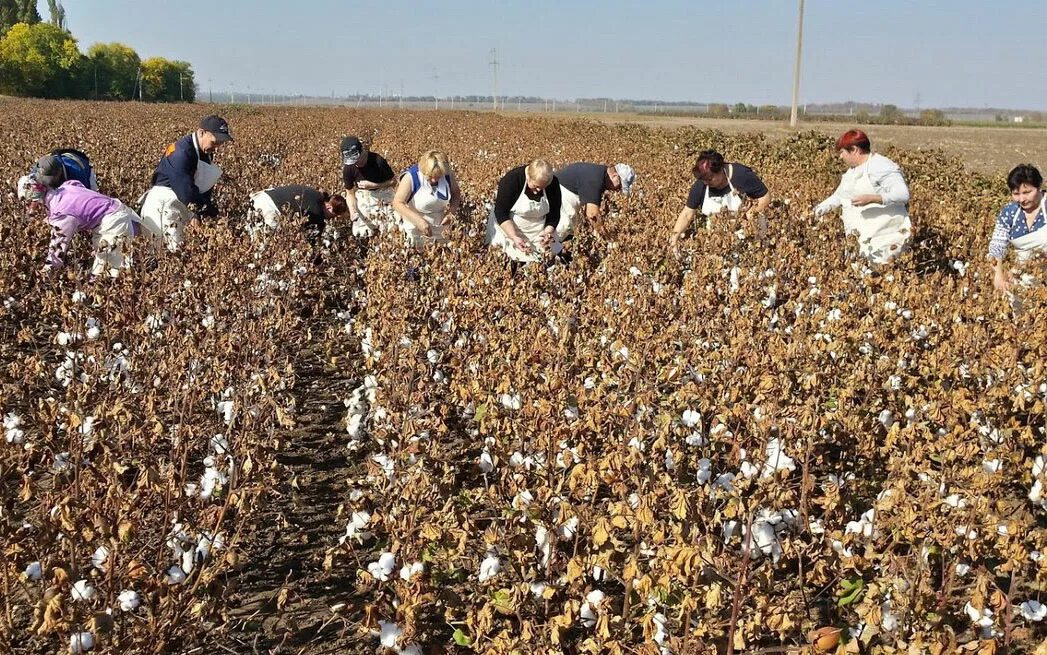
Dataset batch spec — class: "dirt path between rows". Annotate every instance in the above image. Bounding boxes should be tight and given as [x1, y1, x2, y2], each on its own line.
[205, 245, 372, 655]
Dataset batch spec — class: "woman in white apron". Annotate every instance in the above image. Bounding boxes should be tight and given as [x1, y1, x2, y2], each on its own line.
[669, 150, 771, 255]
[392, 150, 462, 248]
[140, 119, 229, 251]
[485, 160, 563, 264]
[814, 130, 912, 265]
[988, 164, 1047, 295]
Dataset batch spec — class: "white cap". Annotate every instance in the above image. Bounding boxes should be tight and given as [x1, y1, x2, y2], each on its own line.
[615, 163, 636, 195]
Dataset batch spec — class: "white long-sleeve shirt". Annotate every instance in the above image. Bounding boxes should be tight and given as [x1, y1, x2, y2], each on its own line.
[815, 153, 910, 214]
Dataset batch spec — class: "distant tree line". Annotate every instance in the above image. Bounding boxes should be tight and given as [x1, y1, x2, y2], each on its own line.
[0, 1, 196, 102]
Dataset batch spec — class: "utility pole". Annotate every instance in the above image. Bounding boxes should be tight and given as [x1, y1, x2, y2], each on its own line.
[789, 0, 805, 128]
[179, 73, 183, 102]
[400, 80, 404, 109]
[208, 78, 213, 103]
[489, 48, 499, 111]
[433, 70, 439, 110]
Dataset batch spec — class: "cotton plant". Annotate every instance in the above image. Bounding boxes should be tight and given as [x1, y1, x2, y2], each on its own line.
[4, 412, 24, 444]
[367, 552, 396, 582]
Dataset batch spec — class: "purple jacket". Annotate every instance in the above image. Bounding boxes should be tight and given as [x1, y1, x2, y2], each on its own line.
[44, 181, 121, 268]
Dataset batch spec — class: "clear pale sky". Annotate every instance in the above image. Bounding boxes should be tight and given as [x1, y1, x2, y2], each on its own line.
[53, 1, 1047, 109]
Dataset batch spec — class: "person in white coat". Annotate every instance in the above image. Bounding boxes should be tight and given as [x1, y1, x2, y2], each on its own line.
[670, 150, 770, 255]
[988, 164, 1047, 294]
[485, 159, 563, 265]
[814, 129, 912, 264]
[391, 150, 462, 248]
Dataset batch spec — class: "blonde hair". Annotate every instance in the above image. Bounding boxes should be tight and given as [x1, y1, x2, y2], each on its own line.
[526, 159, 553, 185]
[419, 150, 451, 178]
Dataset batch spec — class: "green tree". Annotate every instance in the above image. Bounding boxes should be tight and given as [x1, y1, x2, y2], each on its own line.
[0, 0, 41, 33]
[47, 0, 65, 29]
[141, 57, 196, 102]
[919, 109, 948, 126]
[0, 21, 83, 97]
[87, 42, 140, 99]
[880, 104, 903, 123]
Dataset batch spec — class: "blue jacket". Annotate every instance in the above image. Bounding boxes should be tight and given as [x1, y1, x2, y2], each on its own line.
[152, 134, 217, 217]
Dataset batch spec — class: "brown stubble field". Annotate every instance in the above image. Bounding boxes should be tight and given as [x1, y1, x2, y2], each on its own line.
[571, 113, 1047, 176]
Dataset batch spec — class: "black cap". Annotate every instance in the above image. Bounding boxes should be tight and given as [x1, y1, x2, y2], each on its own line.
[33, 155, 67, 188]
[200, 115, 233, 142]
[340, 136, 363, 165]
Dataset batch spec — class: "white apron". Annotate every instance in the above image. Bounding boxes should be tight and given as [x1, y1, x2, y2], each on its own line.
[1009, 197, 1047, 263]
[92, 203, 141, 277]
[399, 172, 452, 247]
[356, 186, 397, 233]
[700, 164, 743, 229]
[556, 186, 583, 239]
[139, 186, 189, 252]
[249, 191, 282, 229]
[839, 164, 911, 264]
[486, 186, 563, 263]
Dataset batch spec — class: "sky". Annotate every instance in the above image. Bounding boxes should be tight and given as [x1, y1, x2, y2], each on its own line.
[51, 1, 1047, 110]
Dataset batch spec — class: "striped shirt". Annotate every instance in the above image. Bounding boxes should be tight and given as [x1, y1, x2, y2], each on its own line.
[988, 200, 1047, 260]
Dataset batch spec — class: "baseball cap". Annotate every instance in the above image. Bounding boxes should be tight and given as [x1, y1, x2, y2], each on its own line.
[341, 136, 363, 165]
[200, 115, 233, 142]
[615, 163, 636, 195]
[33, 155, 67, 188]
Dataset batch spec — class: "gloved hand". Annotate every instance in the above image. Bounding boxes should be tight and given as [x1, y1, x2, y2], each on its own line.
[813, 203, 830, 218]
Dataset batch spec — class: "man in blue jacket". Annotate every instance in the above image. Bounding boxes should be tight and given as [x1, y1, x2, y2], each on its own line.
[140, 115, 233, 250]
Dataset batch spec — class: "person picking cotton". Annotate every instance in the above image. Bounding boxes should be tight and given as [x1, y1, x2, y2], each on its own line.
[17, 174, 143, 278]
[140, 114, 232, 251]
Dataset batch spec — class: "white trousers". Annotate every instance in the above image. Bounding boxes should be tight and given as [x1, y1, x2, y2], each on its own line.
[91, 204, 140, 277]
[139, 186, 190, 251]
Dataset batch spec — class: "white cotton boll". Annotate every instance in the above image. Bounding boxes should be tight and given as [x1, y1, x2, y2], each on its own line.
[761, 438, 796, 477]
[86, 326, 101, 340]
[367, 552, 396, 582]
[881, 601, 899, 631]
[91, 546, 109, 572]
[943, 494, 967, 509]
[118, 589, 140, 612]
[371, 453, 395, 479]
[729, 267, 740, 293]
[399, 561, 423, 582]
[70, 632, 94, 654]
[964, 602, 994, 628]
[24, 561, 42, 581]
[557, 517, 579, 540]
[982, 459, 1002, 474]
[71, 579, 96, 602]
[629, 266, 642, 276]
[71, 290, 87, 304]
[740, 461, 759, 478]
[955, 563, 970, 576]
[166, 565, 187, 584]
[564, 406, 579, 420]
[341, 511, 372, 544]
[478, 450, 494, 473]
[652, 612, 668, 644]
[1020, 600, 1046, 622]
[426, 349, 440, 364]
[1033, 455, 1045, 478]
[878, 410, 894, 429]
[584, 377, 596, 390]
[681, 409, 701, 428]
[513, 490, 534, 510]
[530, 582, 548, 598]
[201, 314, 215, 330]
[478, 553, 501, 582]
[696, 458, 713, 484]
[378, 620, 402, 648]
[628, 436, 645, 452]
[1030, 480, 1044, 505]
[664, 449, 675, 472]
[579, 589, 606, 628]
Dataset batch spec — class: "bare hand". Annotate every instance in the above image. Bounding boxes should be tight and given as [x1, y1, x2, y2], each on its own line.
[414, 219, 433, 237]
[993, 268, 1013, 294]
[851, 194, 881, 207]
[539, 226, 555, 249]
[441, 207, 456, 226]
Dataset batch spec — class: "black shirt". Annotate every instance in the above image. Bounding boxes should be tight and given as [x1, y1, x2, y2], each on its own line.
[493, 165, 562, 229]
[684, 163, 768, 210]
[342, 152, 395, 189]
[264, 185, 327, 242]
[556, 162, 608, 205]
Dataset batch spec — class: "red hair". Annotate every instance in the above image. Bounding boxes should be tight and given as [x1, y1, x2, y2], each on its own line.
[835, 129, 871, 153]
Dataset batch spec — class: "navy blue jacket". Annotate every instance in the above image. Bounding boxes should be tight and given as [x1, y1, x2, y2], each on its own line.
[152, 134, 217, 217]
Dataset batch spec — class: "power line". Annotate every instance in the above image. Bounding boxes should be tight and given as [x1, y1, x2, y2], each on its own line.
[789, 0, 805, 128]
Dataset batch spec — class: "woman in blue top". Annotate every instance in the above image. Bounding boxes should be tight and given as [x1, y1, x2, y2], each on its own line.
[391, 150, 462, 248]
[989, 164, 1047, 293]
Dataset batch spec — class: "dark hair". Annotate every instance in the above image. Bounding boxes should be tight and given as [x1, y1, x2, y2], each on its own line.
[692, 150, 725, 178]
[835, 129, 871, 153]
[1006, 164, 1042, 191]
[328, 194, 349, 216]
